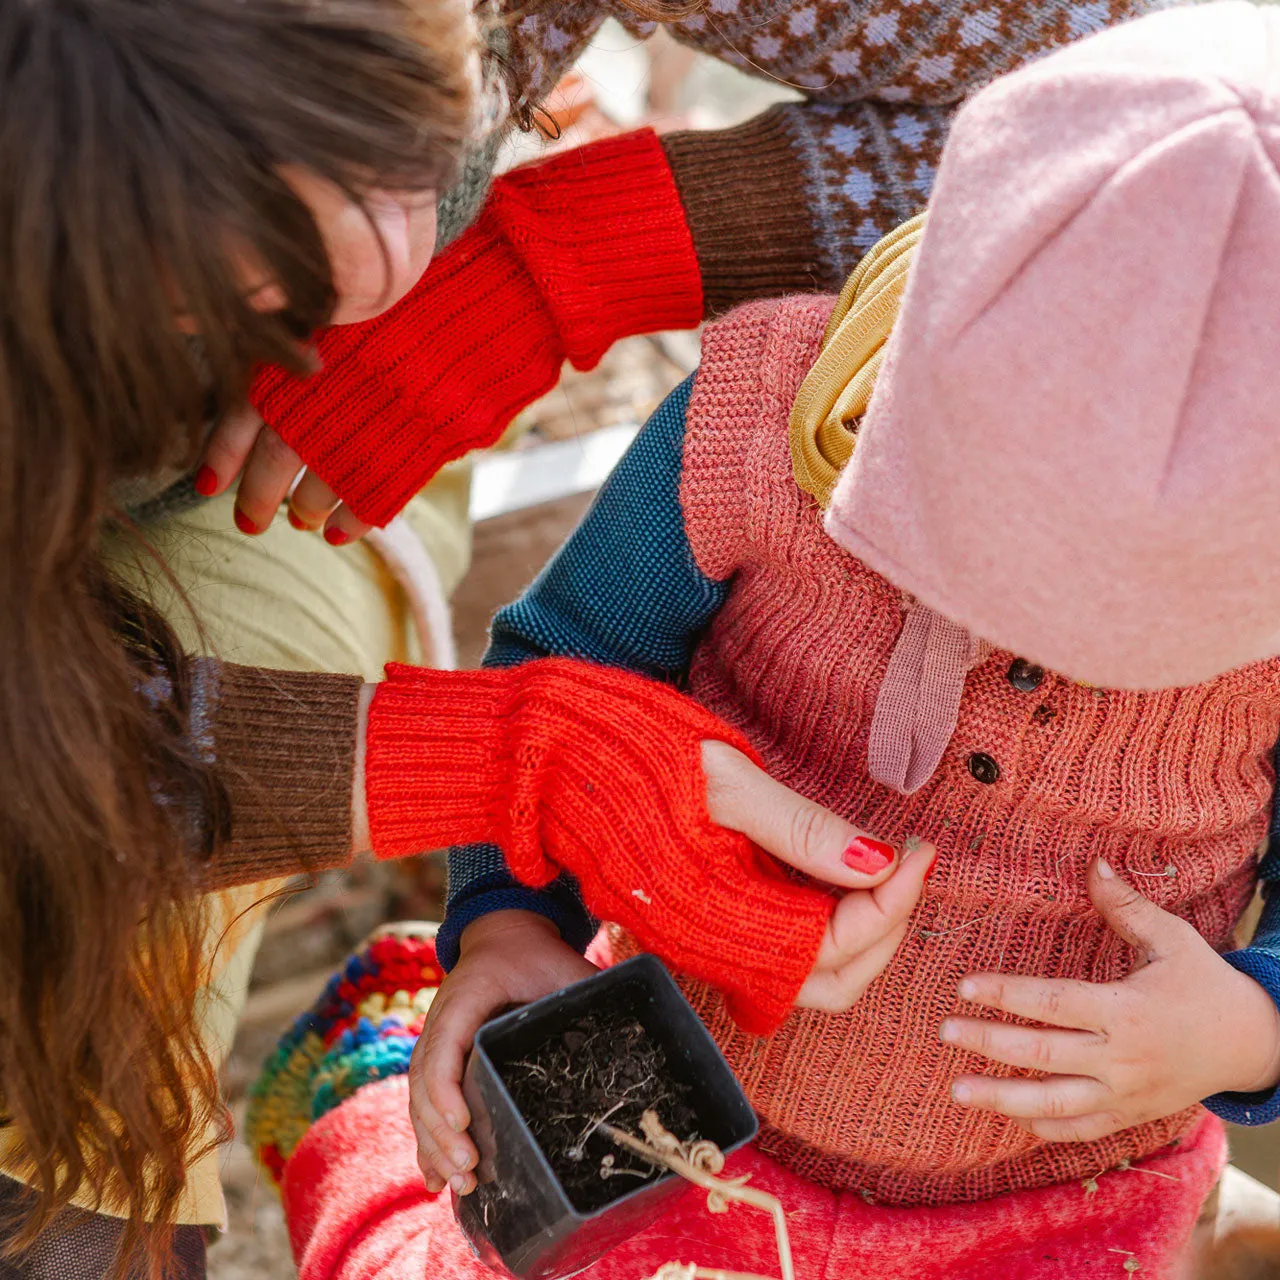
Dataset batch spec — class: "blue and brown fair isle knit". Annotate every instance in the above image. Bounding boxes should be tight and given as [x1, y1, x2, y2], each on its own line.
[246, 928, 444, 1185]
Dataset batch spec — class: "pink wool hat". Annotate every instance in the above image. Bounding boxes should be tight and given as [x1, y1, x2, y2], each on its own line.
[825, 1, 1280, 690]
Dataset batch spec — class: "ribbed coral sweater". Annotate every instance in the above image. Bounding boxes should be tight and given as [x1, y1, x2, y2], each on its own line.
[630, 295, 1277, 1203]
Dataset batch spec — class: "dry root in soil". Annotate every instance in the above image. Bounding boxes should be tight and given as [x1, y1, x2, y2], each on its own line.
[600, 1111, 793, 1280]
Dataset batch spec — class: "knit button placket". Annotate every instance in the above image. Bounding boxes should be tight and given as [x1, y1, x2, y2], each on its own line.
[967, 752, 1001, 785]
[1006, 659, 1044, 692]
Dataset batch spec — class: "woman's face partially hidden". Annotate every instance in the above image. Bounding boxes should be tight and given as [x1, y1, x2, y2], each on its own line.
[239, 168, 438, 326]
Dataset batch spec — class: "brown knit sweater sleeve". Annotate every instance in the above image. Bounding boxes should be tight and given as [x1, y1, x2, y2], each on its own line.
[661, 100, 948, 317]
[201, 662, 363, 889]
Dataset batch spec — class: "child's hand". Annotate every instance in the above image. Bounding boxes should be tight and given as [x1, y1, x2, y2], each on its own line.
[798, 838, 937, 1012]
[408, 911, 596, 1196]
[941, 859, 1280, 1142]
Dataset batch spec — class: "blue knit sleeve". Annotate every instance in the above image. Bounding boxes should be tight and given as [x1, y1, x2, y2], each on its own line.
[438, 375, 731, 970]
[485, 375, 727, 675]
[1203, 741, 1280, 1125]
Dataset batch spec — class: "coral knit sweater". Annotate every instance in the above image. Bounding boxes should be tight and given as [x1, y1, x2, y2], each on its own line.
[446, 297, 1280, 1205]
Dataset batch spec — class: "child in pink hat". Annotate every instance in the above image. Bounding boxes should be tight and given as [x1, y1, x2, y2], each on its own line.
[250, 5, 1280, 1277]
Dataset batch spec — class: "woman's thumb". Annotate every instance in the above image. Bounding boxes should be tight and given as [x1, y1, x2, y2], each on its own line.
[701, 741, 900, 889]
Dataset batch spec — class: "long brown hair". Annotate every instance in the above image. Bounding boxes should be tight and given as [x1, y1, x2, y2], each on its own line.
[0, 1, 478, 1274]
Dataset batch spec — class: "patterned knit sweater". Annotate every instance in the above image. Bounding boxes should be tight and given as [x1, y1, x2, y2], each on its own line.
[444, 297, 1280, 1205]
[490, 0, 1160, 306]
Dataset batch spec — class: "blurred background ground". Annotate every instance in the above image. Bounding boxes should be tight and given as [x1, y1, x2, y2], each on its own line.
[206, 25, 1277, 1278]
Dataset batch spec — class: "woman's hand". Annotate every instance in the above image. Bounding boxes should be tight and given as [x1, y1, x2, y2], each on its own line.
[798, 838, 935, 1011]
[700, 740, 921, 890]
[409, 911, 596, 1195]
[196, 408, 372, 544]
[700, 740, 936, 1011]
[942, 859, 1280, 1141]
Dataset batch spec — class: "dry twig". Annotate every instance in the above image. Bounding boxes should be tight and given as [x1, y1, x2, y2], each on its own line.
[600, 1112, 793, 1280]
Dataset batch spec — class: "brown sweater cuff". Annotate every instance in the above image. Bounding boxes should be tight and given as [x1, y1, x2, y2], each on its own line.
[203, 663, 363, 889]
[662, 107, 832, 317]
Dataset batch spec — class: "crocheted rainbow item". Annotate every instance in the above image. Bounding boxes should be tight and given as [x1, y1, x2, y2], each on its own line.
[246, 928, 444, 1187]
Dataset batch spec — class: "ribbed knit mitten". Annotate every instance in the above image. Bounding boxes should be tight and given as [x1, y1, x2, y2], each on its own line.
[247, 927, 444, 1186]
[250, 129, 703, 528]
[364, 660, 833, 1035]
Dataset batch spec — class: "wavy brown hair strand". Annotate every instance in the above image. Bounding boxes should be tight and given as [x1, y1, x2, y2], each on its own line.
[0, 2, 479, 1276]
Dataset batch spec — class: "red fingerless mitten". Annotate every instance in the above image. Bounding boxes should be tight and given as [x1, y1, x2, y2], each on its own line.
[250, 129, 703, 528]
[364, 660, 832, 1035]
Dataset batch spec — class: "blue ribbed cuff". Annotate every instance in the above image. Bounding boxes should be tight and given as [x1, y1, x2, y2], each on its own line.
[1202, 948, 1280, 1126]
[439, 843, 596, 970]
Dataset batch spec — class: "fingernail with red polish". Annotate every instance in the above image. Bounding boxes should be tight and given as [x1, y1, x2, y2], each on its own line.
[193, 466, 219, 498]
[842, 836, 896, 874]
[233, 507, 259, 536]
[286, 508, 309, 531]
[324, 526, 352, 547]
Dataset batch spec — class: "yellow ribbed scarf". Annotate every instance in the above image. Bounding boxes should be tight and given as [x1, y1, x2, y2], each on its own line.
[787, 214, 987, 795]
[789, 214, 925, 508]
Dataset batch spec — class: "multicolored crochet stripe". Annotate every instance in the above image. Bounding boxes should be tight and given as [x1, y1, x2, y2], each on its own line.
[246, 931, 444, 1187]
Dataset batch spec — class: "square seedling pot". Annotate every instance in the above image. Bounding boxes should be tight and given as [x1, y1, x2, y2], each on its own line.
[453, 954, 758, 1280]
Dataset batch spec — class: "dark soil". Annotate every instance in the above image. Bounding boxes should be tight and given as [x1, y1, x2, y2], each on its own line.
[497, 1007, 700, 1213]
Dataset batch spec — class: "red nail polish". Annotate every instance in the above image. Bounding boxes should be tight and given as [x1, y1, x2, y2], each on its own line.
[193, 466, 219, 498]
[324, 526, 351, 546]
[286, 508, 309, 531]
[233, 507, 259, 536]
[924, 852, 940, 882]
[842, 836, 896, 874]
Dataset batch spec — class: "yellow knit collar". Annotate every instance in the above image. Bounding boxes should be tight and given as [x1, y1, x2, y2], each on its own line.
[789, 214, 925, 509]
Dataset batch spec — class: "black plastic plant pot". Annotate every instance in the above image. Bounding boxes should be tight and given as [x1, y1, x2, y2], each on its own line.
[453, 954, 758, 1280]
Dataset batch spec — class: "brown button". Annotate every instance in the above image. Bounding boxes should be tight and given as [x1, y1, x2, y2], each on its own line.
[968, 752, 1001, 785]
[1007, 659, 1045, 693]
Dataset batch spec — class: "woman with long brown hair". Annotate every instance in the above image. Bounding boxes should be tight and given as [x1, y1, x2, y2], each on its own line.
[0, 0, 1161, 1277]
[0, 4, 482, 1275]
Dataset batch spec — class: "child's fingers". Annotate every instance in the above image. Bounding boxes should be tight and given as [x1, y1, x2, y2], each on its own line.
[1016, 1110, 1132, 1144]
[415, 1139, 447, 1196]
[408, 1089, 454, 1192]
[408, 982, 496, 1189]
[408, 1033, 475, 1192]
[950, 1072, 1111, 1122]
[701, 742, 901, 890]
[956, 971, 1113, 1032]
[1087, 857, 1198, 960]
[939, 1016, 1103, 1076]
